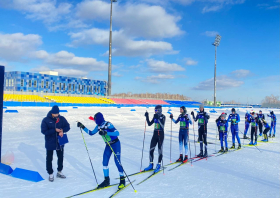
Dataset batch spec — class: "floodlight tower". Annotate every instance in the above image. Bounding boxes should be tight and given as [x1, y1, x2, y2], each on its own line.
[212, 34, 221, 106]
[107, 0, 117, 96]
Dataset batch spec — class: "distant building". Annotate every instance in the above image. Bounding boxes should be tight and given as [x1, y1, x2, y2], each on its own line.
[4, 71, 107, 96]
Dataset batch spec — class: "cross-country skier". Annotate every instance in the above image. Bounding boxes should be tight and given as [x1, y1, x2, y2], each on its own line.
[267, 111, 277, 137]
[261, 119, 270, 142]
[191, 104, 210, 158]
[248, 111, 258, 145]
[227, 108, 241, 149]
[77, 112, 125, 189]
[244, 111, 250, 139]
[144, 105, 166, 173]
[169, 106, 192, 163]
[257, 110, 265, 136]
[216, 113, 228, 153]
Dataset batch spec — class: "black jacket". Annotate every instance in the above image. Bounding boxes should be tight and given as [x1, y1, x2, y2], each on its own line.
[41, 111, 70, 150]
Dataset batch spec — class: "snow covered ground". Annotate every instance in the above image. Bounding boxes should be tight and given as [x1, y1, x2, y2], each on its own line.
[0, 107, 279, 198]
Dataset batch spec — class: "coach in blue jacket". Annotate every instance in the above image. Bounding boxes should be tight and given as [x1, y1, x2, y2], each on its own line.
[41, 105, 70, 182]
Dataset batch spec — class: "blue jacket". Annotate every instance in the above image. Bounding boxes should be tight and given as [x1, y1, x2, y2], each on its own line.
[245, 113, 250, 123]
[267, 114, 277, 123]
[193, 111, 210, 126]
[248, 115, 258, 128]
[83, 121, 120, 145]
[227, 113, 240, 125]
[217, 120, 228, 133]
[172, 113, 192, 130]
[41, 111, 70, 150]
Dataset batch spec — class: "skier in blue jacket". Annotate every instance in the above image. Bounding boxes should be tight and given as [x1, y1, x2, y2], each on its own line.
[216, 113, 228, 152]
[191, 104, 210, 158]
[261, 119, 270, 142]
[248, 111, 258, 145]
[227, 108, 241, 149]
[77, 112, 125, 190]
[267, 111, 277, 137]
[244, 111, 250, 139]
[170, 106, 192, 163]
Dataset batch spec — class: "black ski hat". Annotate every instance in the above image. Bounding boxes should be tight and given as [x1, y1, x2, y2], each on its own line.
[270, 111, 274, 115]
[155, 105, 162, 114]
[180, 106, 186, 114]
[231, 108, 236, 112]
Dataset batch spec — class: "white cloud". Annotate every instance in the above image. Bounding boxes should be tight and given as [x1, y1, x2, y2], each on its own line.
[230, 69, 252, 78]
[202, 5, 223, 13]
[192, 75, 244, 90]
[112, 72, 122, 77]
[0, 0, 72, 24]
[31, 66, 88, 77]
[184, 57, 198, 66]
[146, 59, 184, 72]
[257, 3, 279, 10]
[136, 74, 175, 84]
[0, 33, 42, 61]
[69, 28, 177, 57]
[202, 31, 219, 37]
[76, 1, 183, 39]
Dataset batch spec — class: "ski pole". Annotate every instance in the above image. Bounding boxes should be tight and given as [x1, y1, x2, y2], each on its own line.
[158, 130, 165, 175]
[79, 127, 98, 185]
[192, 119, 196, 156]
[140, 121, 146, 172]
[188, 129, 192, 166]
[215, 126, 218, 153]
[170, 118, 172, 163]
[103, 135, 137, 193]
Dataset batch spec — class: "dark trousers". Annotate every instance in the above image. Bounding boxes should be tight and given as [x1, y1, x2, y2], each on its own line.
[46, 148, 64, 174]
[259, 123, 263, 134]
[251, 127, 257, 142]
[198, 125, 207, 151]
[149, 130, 164, 164]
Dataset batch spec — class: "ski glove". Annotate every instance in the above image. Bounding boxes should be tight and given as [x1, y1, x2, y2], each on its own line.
[77, 122, 85, 129]
[145, 112, 149, 117]
[191, 111, 194, 116]
[99, 129, 107, 136]
[170, 114, 173, 119]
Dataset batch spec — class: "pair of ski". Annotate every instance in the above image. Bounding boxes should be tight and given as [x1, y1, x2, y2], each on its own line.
[66, 180, 135, 198]
[214, 147, 242, 157]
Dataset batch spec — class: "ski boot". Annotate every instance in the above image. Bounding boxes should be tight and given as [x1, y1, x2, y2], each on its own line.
[57, 172, 66, 179]
[259, 133, 262, 137]
[154, 163, 161, 173]
[144, 163, 153, 171]
[253, 141, 257, 145]
[98, 176, 110, 188]
[183, 155, 188, 163]
[237, 144, 241, 149]
[197, 150, 203, 158]
[230, 143, 235, 149]
[218, 147, 224, 153]
[203, 150, 208, 158]
[268, 134, 271, 138]
[49, 174, 54, 182]
[118, 176, 126, 189]
[272, 134, 275, 138]
[243, 135, 249, 139]
[249, 141, 253, 145]
[176, 154, 183, 162]
[225, 147, 228, 152]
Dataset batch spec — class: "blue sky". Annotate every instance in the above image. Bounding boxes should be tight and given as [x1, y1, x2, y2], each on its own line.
[0, 0, 279, 104]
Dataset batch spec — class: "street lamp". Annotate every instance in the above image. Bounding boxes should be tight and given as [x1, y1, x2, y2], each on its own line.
[212, 34, 221, 106]
[108, 0, 117, 96]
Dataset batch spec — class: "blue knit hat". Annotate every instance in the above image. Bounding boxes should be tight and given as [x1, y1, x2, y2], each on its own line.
[94, 112, 105, 126]
[51, 105, 59, 114]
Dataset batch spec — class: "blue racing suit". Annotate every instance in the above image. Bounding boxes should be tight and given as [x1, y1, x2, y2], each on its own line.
[172, 113, 192, 155]
[267, 114, 277, 135]
[227, 113, 241, 145]
[217, 120, 228, 148]
[244, 113, 250, 136]
[83, 121, 124, 177]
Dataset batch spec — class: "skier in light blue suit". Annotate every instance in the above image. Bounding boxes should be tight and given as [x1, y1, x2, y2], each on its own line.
[227, 108, 241, 149]
[170, 106, 192, 163]
[77, 112, 125, 190]
[267, 111, 277, 137]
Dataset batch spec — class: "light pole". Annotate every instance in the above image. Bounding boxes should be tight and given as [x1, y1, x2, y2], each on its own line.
[212, 34, 221, 106]
[108, 0, 117, 96]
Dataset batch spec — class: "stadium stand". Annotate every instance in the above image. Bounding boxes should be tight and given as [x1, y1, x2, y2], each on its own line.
[4, 94, 49, 102]
[44, 96, 112, 104]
